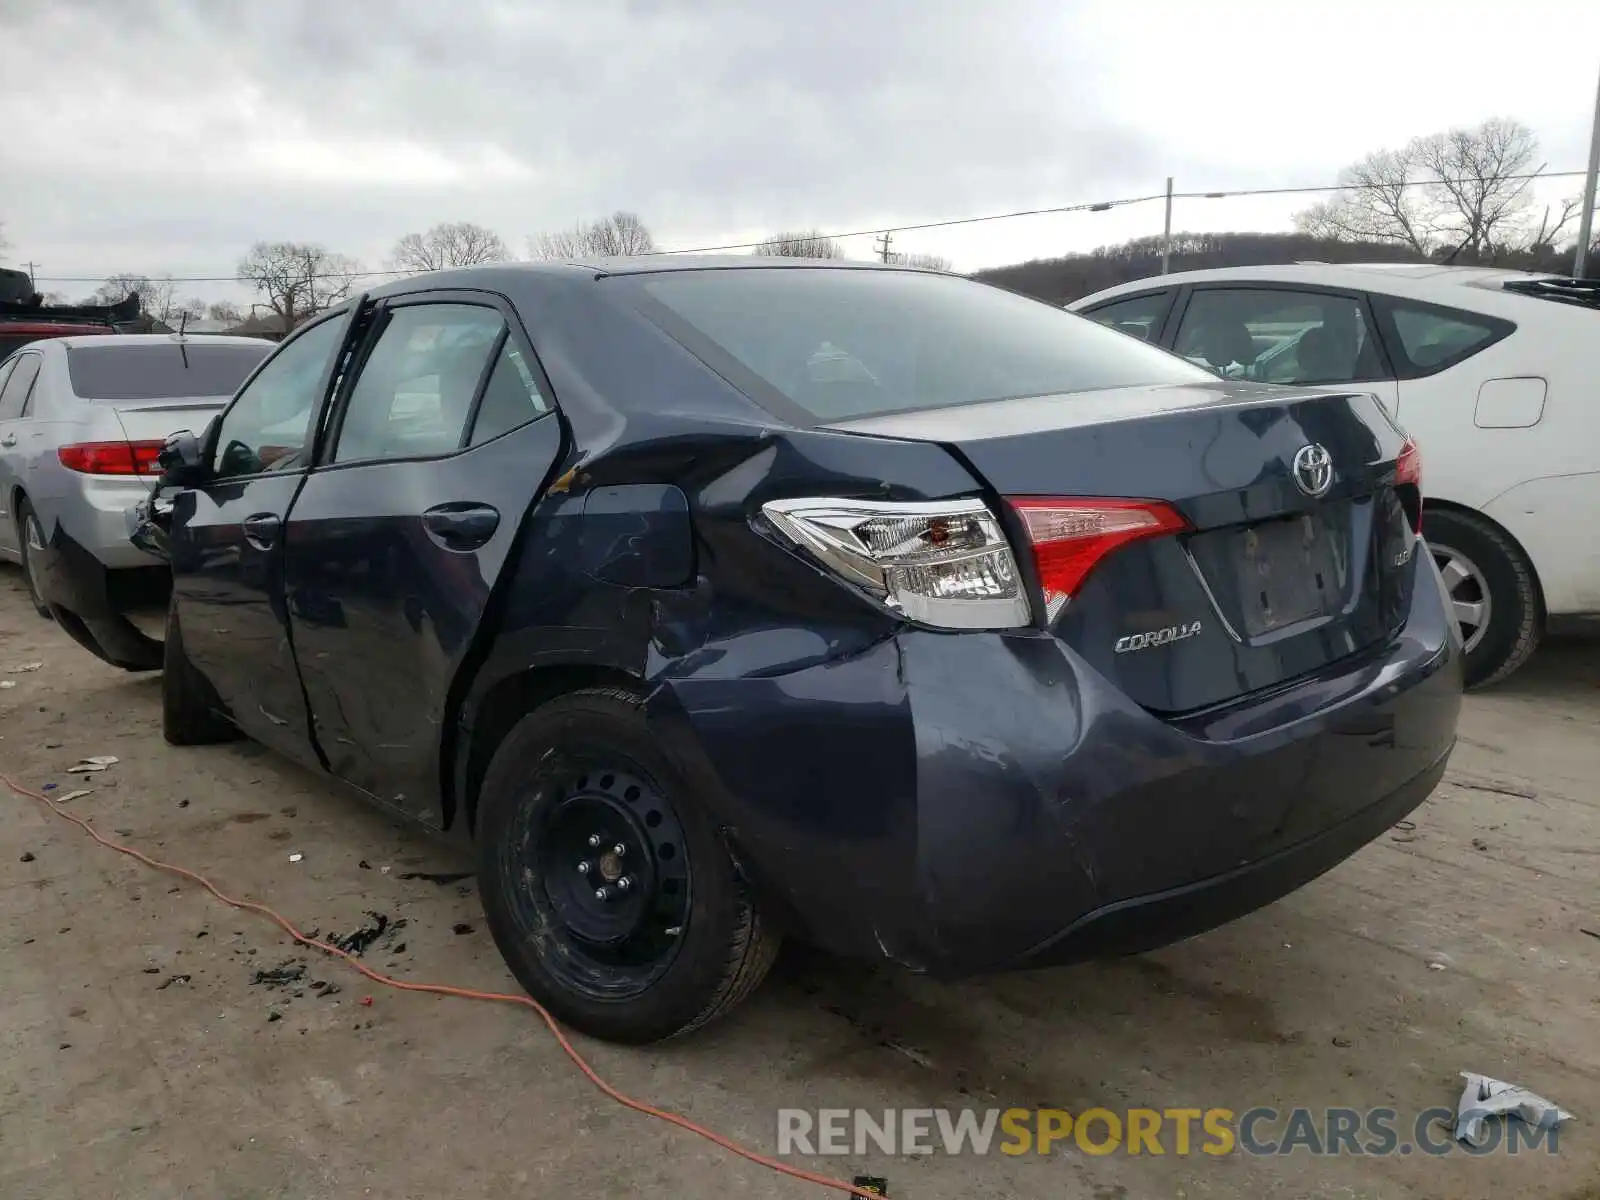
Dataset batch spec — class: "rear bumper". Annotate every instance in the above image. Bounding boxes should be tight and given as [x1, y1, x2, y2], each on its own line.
[31, 521, 167, 670]
[649, 555, 1463, 975]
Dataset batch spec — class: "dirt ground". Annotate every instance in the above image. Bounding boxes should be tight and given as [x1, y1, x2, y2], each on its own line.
[2, 565, 1597, 1200]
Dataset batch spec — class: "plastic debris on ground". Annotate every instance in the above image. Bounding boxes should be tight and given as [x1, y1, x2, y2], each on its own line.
[1455, 1073, 1574, 1146]
[9, 662, 43, 673]
[288, 853, 303, 863]
[67, 756, 119, 773]
[0, 681, 15, 690]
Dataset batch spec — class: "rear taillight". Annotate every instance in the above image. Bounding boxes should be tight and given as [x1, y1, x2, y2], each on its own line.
[1010, 498, 1188, 620]
[760, 496, 1031, 629]
[58, 440, 166, 476]
[1394, 436, 1422, 531]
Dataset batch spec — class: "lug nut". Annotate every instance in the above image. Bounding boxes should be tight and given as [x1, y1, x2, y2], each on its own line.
[616, 875, 633, 891]
[577, 860, 591, 875]
[594, 886, 611, 901]
[612, 842, 627, 856]
[587, 833, 603, 848]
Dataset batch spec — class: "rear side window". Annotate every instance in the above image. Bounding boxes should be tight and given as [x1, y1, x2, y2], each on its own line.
[66, 342, 270, 400]
[469, 341, 552, 445]
[621, 269, 1210, 422]
[0, 353, 42, 419]
[1370, 297, 1513, 379]
[1082, 291, 1173, 343]
[332, 304, 504, 463]
[1173, 288, 1385, 385]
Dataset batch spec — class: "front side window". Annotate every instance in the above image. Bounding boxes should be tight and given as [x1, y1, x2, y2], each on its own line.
[211, 317, 345, 480]
[1083, 291, 1173, 343]
[1372, 297, 1512, 378]
[331, 304, 504, 463]
[621, 268, 1211, 423]
[1174, 289, 1385, 386]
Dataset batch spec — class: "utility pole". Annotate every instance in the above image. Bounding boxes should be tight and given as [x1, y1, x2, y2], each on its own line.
[874, 231, 894, 263]
[1160, 178, 1174, 275]
[24, 262, 39, 287]
[1574, 63, 1600, 279]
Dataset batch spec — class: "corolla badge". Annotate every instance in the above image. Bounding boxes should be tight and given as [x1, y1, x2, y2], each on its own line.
[1292, 443, 1334, 498]
[1115, 620, 1202, 653]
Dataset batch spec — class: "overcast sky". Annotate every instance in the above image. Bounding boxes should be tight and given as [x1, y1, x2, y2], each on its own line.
[4, 0, 1599, 305]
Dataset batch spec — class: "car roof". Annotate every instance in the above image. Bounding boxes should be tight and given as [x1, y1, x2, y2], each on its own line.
[45, 333, 274, 351]
[1068, 261, 1561, 309]
[368, 255, 927, 299]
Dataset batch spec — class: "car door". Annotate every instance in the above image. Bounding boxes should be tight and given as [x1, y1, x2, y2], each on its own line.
[169, 309, 359, 764]
[281, 291, 562, 823]
[1166, 285, 1401, 415]
[0, 352, 46, 557]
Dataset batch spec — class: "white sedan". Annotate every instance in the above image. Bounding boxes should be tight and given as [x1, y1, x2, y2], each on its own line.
[1071, 263, 1600, 687]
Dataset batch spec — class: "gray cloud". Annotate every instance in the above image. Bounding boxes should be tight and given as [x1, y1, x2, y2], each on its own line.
[2, 0, 1160, 289]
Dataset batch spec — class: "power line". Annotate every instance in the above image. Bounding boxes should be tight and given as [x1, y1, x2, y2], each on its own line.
[31, 168, 1592, 284]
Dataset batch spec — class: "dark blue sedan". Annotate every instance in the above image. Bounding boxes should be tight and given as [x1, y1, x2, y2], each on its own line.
[113, 258, 1460, 1042]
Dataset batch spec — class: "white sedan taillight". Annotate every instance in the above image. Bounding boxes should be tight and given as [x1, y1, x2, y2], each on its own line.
[761, 496, 1031, 629]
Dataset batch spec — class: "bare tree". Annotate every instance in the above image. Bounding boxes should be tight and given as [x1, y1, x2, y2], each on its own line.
[1295, 119, 1547, 260]
[0, 221, 9, 261]
[94, 274, 180, 324]
[891, 251, 952, 271]
[1294, 146, 1435, 254]
[753, 231, 844, 259]
[530, 211, 656, 259]
[1415, 118, 1539, 258]
[389, 221, 511, 273]
[236, 242, 361, 330]
[207, 300, 244, 324]
[1528, 197, 1582, 252]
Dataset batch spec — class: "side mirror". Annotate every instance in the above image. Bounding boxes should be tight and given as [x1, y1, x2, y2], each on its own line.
[156, 429, 207, 488]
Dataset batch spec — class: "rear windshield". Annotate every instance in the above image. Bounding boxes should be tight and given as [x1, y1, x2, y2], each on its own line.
[66, 342, 271, 400]
[621, 268, 1211, 421]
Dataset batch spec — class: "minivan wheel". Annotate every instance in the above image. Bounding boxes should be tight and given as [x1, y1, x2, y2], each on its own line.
[476, 687, 779, 1044]
[16, 500, 52, 620]
[162, 599, 237, 745]
[1426, 508, 1541, 688]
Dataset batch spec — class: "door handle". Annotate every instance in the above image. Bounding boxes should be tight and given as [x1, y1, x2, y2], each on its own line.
[0, 434, 15, 447]
[242, 512, 282, 550]
[421, 503, 500, 551]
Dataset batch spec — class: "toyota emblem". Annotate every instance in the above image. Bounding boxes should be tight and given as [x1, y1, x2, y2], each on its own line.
[1292, 443, 1334, 498]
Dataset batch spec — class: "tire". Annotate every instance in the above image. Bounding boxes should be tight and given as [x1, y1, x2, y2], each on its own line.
[15, 499, 52, 620]
[1426, 508, 1541, 689]
[162, 599, 237, 745]
[476, 686, 779, 1044]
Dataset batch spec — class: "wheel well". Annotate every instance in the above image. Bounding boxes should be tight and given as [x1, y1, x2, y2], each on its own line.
[1424, 498, 1547, 623]
[454, 663, 642, 834]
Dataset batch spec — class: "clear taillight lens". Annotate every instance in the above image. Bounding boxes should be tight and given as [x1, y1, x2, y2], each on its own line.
[761, 496, 1031, 629]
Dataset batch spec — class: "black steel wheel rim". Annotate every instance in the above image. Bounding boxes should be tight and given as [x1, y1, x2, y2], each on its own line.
[502, 759, 692, 1000]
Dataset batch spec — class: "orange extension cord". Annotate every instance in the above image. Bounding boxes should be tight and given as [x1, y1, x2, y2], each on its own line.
[3, 771, 883, 1198]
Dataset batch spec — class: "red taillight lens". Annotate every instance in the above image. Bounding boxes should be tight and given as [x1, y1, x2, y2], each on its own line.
[57, 440, 166, 475]
[1393, 436, 1422, 532]
[1010, 497, 1189, 619]
[1395, 437, 1421, 489]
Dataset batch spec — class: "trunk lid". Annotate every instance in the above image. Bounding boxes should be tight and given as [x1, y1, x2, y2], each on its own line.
[828, 381, 1420, 714]
[108, 397, 226, 445]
